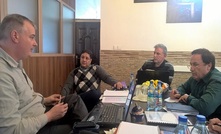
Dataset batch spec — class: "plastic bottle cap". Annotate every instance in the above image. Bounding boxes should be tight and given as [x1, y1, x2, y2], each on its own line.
[178, 115, 188, 122]
[196, 115, 206, 122]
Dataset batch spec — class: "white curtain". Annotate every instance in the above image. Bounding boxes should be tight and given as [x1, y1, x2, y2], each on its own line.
[0, 0, 8, 22]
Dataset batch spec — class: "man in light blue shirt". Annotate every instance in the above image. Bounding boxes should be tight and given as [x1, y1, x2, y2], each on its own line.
[0, 14, 87, 134]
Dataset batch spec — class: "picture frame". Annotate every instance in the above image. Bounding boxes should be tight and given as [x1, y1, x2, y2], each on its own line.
[166, 0, 203, 23]
[134, 0, 166, 3]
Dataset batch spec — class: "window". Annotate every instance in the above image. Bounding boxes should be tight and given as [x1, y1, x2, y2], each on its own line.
[7, 0, 75, 54]
[63, 5, 75, 54]
[8, 0, 39, 53]
[76, 0, 100, 19]
[42, 0, 60, 53]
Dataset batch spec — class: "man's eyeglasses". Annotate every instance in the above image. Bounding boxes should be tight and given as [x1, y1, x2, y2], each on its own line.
[187, 63, 206, 69]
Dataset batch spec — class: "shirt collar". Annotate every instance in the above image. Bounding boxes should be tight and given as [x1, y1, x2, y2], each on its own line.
[152, 59, 167, 68]
[0, 47, 21, 68]
[200, 69, 217, 83]
[80, 64, 93, 72]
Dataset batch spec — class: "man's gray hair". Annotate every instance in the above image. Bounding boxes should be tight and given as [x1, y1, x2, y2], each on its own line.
[0, 14, 36, 40]
[154, 44, 167, 56]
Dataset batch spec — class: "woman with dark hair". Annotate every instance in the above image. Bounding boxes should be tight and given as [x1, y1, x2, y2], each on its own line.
[62, 50, 123, 111]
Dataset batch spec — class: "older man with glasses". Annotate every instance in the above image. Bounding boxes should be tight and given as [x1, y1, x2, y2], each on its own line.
[170, 48, 221, 121]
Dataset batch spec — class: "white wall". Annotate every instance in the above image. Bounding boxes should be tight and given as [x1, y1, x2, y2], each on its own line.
[101, 0, 221, 51]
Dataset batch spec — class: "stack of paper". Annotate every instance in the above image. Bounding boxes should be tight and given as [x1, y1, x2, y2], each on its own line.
[101, 90, 129, 104]
[145, 111, 178, 126]
[103, 90, 129, 97]
[116, 121, 160, 134]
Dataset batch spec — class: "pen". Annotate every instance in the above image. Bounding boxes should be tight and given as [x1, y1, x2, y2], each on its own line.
[58, 95, 62, 103]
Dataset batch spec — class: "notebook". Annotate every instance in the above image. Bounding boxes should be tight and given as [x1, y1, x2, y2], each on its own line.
[116, 121, 160, 134]
[145, 111, 195, 127]
[101, 89, 129, 104]
[136, 70, 170, 85]
[145, 111, 178, 127]
[102, 90, 129, 97]
[83, 80, 136, 128]
[101, 96, 128, 104]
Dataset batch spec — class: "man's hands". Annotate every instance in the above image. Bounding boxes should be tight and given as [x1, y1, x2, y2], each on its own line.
[208, 118, 221, 134]
[170, 89, 189, 103]
[44, 94, 68, 122]
[44, 94, 65, 106]
[178, 94, 189, 103]
[45, 102, 68, 122]
[170, 89, 181, 99]
[114, 82, 123, 89]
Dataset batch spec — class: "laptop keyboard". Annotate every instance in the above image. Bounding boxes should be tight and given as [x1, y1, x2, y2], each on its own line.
[99, 105, 121, 122]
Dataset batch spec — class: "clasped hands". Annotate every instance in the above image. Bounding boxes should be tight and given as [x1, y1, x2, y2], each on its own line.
[44, 94, 65, 106]
[44, 94, 68, 122]
[170, 89, 189, 104]
[208, 118, 221, 134]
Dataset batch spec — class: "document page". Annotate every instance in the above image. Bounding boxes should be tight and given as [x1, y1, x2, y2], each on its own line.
[102, 96, 127, 104]
[116, 121, 160, 134]
[101, 90, 129, 104]
[145, 111, 178, 125]
[103, 90, 129, 97]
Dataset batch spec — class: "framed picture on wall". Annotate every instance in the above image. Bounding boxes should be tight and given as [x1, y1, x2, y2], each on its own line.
[134, 0, 166, 3]
[166, 0, 202, 23]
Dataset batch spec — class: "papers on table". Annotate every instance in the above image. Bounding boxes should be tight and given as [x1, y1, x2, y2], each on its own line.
[145, 111, 194, 126]
[145, 111, 178, 126]
[101, 89, 129, 104]
[116, 121, 160, 134]
[164, 97, 199, 115]
[164, 102, 199, 115]
[103, 89, 129, 97]
[102, 96, 128, 104]
[164, 97, 179, 103]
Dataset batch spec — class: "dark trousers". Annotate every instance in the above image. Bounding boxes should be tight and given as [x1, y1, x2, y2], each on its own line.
[37, 93, 88, 134]
[79, 89, 101, 112]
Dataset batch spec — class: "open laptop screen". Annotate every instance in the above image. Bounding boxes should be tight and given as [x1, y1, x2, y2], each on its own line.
[136, 70, 170, 85]
[123, 80, 136, 120]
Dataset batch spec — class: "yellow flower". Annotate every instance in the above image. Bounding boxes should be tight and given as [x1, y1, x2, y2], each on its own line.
[142, 80, 150, 87]
[154, 80, 158, 87]
[141, 79, 168, 90]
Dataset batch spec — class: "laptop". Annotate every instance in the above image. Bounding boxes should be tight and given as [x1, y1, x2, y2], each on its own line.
[83, 80, 136, 128]
[136, 70, 170, 85]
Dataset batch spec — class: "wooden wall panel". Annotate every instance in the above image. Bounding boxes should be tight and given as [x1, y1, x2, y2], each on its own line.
[23, 56, 75, 97]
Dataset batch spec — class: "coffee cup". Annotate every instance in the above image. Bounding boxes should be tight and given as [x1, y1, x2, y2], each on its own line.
[130, 113, 144, 124]
[130, 104, 144, 124]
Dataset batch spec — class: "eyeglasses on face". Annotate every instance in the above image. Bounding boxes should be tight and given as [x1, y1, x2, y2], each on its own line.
[187, 62, 206, 69]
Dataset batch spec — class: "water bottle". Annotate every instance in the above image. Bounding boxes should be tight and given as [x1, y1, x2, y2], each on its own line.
[173, 115, 190, 134]
[147, 80, 155, 111]
[153, 82, 159, 111]
[191, 115, 209, 134]
[130, 73, 134, 84]
[155, 81, 163, 111]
